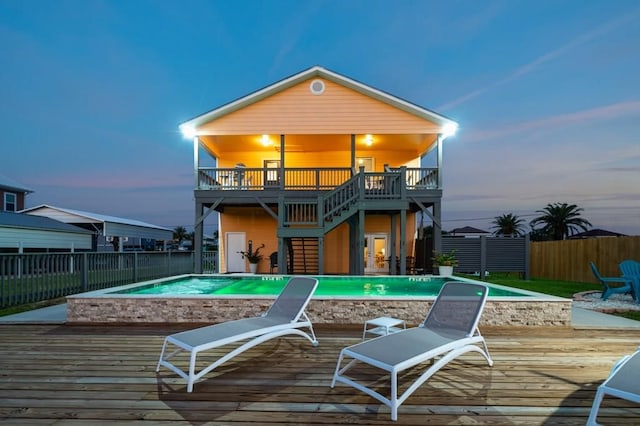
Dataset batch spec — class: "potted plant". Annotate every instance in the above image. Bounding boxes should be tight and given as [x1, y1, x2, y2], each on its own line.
[238, 243, 265, 274]
[432, 249, 458, 277]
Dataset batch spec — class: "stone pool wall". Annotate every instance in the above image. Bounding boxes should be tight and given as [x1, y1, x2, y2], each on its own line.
[66, 296, 572, 326]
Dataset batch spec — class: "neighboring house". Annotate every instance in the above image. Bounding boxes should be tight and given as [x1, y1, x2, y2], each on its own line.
[0, 211, 93, 253]
[181, 66, 458, 275]
[569, 228, 628, 239]
[449, 226, 492, 238]
[20, 205, 173, 251]
[0, 174, 33, 212]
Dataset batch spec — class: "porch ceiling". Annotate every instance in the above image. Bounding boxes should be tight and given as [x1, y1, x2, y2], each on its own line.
[199, 133, 438, 156]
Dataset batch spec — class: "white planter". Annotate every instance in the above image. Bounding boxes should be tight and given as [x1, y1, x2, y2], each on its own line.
[438, 265, 453, 277]
[249, 263, 258, 274]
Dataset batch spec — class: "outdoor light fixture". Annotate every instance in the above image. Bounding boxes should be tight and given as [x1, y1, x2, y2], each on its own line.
[364, 134, 373, 146]
[441, 123, 458, 139]
[180, 124, 197, 139]
[261, 134, 271, 146]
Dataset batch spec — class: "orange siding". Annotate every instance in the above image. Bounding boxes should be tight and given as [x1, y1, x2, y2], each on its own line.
[213, 148, 419, 172]
[199, 79, 441, 135]
[220, 208, 417, 274]
[324, 223, 351, 273]
[366, 214, 418, 258]
[219, 207, 279, 274]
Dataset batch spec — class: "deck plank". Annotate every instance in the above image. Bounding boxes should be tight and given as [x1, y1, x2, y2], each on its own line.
[0, 324, 638, 424]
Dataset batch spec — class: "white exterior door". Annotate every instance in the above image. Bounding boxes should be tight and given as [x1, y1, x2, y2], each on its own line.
[364, 234, 388, 274]
[225, 232, 246, 273]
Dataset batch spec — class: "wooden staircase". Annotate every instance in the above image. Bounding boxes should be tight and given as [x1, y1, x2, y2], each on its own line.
[277, 171, 403, 274]
[286, 237, 319, 274]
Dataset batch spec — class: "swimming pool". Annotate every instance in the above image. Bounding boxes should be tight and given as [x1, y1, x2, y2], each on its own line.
[66, 274, 572, 326]
[114, 275, 528, 298]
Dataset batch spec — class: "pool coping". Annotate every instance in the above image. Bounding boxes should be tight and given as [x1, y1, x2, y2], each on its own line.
[66, 274, 572, 327]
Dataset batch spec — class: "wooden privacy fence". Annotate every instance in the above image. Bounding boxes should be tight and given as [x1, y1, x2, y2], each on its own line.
[530, 236, 640, 283]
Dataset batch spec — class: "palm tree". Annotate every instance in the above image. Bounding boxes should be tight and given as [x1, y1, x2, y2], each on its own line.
[492, 213, 525, 237]
[529, 202, 592, 240]
[173, 226, 188, 244]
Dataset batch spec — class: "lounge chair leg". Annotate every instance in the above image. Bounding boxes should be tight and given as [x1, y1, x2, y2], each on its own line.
[586, 388, 604, 426]
[156, 340, 168, 372]
[391, 372, 398, 421]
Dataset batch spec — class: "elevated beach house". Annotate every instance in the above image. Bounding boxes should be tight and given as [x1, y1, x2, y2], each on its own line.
[183, 66, 457, 275]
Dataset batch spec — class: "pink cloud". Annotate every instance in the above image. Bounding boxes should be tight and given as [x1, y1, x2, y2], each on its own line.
[464, 101, 640, 142]
[24, 172, 191, 190]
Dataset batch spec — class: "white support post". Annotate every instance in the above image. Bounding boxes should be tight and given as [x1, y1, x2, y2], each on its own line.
[193, 136, 200, 189]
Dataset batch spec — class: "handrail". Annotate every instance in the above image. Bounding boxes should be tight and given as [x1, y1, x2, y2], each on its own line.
[197, 167, 438, 191]
[322, 174, 361, 223]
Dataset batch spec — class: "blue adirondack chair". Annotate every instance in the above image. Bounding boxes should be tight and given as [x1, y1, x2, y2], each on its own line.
[619, 260, 640, 303]
[589, 261, 633, 301]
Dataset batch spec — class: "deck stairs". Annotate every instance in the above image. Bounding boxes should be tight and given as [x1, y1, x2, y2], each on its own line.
[286, 237, 319, 274]
[277, 171, 404, 274]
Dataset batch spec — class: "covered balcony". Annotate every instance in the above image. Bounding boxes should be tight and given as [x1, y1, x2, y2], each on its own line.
[196, 166, 439, 194]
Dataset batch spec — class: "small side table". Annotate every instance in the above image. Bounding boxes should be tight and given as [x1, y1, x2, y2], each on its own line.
[362, 316, 406, 340]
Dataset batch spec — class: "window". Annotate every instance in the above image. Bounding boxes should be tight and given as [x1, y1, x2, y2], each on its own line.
[4, 193, 16, 212]
[356, 157, 374, 172]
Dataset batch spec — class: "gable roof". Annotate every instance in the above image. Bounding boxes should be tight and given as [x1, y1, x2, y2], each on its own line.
[569, 228, 627, 238]
[180, 65, 457, 135]
[450, 226, 491, 235]
[0, 211, 91, 234]
[20, 204, 173, 240]
[0, 173, 33, 194]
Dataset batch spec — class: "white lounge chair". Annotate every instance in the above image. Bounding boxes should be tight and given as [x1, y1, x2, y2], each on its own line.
[331, 281, 493, 421]
[156, 276, 319, 392]
[587, 347, 640, 425]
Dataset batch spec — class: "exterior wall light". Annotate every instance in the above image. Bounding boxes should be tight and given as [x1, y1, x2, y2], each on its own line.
[261, 134, 271, 146]
[364, 134, 373, 146]
[180, 124, 197, 139]
[441, 123, 458, 139]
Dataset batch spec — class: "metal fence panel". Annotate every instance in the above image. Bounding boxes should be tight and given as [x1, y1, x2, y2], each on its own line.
[0, 251, 198, 309]
[442, 236, 529, 278]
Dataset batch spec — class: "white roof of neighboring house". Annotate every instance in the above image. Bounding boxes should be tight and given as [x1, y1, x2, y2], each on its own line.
[0, 173, 34, 193]
[0, 211, 91, 234]
[20, 204, 173, 241]
[0, 211, 92, 250]
[180, 65, 458, 133]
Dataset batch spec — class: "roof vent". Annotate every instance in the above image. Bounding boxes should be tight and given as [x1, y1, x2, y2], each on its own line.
[309, 79, 325, 95]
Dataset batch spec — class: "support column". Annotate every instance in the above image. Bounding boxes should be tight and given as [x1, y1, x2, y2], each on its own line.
[436, 134, 443, 189]
[280, 134, 285, 189]
[350, 134, 356, 173]
[389, 214, 397, 275]
[194, 201, 204, 273]
[399, 209, 406, 275]
[433, 201, 442, 255]
[193, 135, 202, 273]
[357, 209, 365, 274]
[317, 237, 324, 274]
[277, 237, 285, 274]
[193, 136, 200, 188]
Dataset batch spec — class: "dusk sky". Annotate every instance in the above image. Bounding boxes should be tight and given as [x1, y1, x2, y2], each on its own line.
[1, 0, 639, 236]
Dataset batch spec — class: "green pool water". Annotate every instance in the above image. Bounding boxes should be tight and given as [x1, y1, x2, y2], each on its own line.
[113, 275, 530, 298]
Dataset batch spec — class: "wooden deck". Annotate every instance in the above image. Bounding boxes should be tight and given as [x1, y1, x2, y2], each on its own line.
[0, 323, 638, 425]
